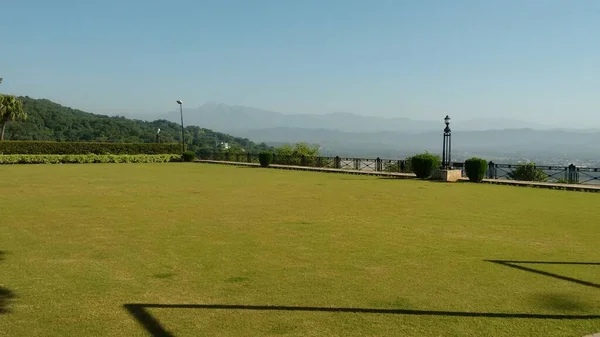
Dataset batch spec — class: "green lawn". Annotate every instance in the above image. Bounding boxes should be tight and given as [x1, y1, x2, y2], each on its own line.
[1, 163, 599, 337]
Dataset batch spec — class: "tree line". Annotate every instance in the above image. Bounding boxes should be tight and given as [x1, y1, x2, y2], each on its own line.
[0, 94, 325, 158]
[0, 95, 276, 154]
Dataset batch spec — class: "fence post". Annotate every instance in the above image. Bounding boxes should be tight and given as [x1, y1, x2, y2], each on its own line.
[488, 161, 495, 179]
[376, 157, 381, 172]
[247, 153, 251, 163]
[335, 156, 341, 169]
[568, 164, 578, 184]
[354, 158, 360, 170]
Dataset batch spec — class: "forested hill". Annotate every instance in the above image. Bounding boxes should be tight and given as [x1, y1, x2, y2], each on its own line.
[3, 96, 272, 153]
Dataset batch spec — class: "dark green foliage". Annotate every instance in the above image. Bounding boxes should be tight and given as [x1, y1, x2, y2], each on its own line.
[508, 163, 548, 182]
[258, 152, 273, 167]
[181, 151, 196, 162]
[1, 95, 273, 155]
[411, 152, 441, 179]
[0, 140, 180, 155]
[464, 157, 488, 182]
[0, 94, 27, 141]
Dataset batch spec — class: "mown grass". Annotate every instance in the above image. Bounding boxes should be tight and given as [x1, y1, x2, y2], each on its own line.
[0, 163, 599, 337]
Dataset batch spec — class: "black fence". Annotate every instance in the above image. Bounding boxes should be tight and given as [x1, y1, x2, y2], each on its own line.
[197, 152, 600, 185]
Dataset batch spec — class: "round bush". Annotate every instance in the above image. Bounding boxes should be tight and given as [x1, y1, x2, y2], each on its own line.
[258, 152, 273, 167]
[181, 151, 196, 162]
[411, 152, 441, 179]
[464, 157, 488, 182]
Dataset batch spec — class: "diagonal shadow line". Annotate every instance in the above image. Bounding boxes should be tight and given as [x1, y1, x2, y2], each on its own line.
[490, 260, 600, 266]
[124, 304, 174, 337]
[123, 303, 600, 337]
[486, 260, 600, 289]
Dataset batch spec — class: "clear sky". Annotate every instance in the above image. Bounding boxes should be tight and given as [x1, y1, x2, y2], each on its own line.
[1, 0, 599, 127]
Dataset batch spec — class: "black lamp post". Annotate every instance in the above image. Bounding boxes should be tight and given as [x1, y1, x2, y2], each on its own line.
[156, 128, 161, 143]
[442, 115, 452, 169]
[176, 100, 185, 153]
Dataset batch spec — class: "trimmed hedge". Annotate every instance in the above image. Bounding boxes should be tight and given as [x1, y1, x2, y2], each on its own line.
[182, 151, 196, 162]
[258, 152, 273, 167]
[464, 157, 488, 182]
[0, 154, 180, 164]
[411, 152, 441, 179]
[0, 141, 181, 155]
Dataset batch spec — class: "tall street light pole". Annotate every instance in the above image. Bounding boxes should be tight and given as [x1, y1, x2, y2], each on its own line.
[176, 100, 185, 153]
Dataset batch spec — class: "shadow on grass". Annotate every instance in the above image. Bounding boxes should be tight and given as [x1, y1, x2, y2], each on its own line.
[486, 260, 600, 289]
[124, 259, 600, 336]
[123, 303, 600, 337]
[0, 288, 15, 314]
[0, 251, 15, 315]
[535, 293, 593, 312]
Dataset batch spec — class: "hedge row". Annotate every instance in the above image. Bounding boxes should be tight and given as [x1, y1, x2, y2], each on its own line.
[0, 154, 180, 164]
[0, 141, 181, 155]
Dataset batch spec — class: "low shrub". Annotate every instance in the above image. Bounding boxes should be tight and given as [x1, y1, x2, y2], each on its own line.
[0, 141, 180, 155]
[508, 163, 548, 182]
[259, 152, 274, 167]
[464, 157, 488, 182]
[181, 151, 196, 162]
[411, 152, 441, 179]
[0, 154, 180, 164]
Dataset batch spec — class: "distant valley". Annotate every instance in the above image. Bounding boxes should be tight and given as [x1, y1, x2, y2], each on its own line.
[146, 103, 600, 165]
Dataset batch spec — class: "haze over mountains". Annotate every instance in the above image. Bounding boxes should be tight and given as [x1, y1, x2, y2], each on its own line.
[162, 103, 559, 133]
[153, 103, 600, 163]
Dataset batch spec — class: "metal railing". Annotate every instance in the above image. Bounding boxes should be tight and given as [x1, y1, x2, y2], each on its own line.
[197, 152, 600, 185]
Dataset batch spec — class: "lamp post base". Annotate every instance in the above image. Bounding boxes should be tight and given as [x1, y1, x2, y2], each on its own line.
[439, 169, 462, 182]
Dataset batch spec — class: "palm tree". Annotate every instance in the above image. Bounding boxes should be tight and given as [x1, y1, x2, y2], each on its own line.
[0, 95, 27, 141]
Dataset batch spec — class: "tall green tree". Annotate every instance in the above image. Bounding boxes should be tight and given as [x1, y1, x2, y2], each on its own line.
[0, 95, 26, 141]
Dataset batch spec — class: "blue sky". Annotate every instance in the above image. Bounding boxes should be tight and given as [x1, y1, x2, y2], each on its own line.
[1, 0, 599, 127]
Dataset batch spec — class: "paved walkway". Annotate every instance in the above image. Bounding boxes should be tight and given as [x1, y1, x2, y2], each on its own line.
[196, 159, 600, 193]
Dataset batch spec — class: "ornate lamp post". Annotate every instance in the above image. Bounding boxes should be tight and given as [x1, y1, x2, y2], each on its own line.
[442, 115, 452, 169]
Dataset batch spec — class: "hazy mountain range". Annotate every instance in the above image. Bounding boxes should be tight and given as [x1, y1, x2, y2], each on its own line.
[144, 103, 600, 162]
[160, 102, 560, 133]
